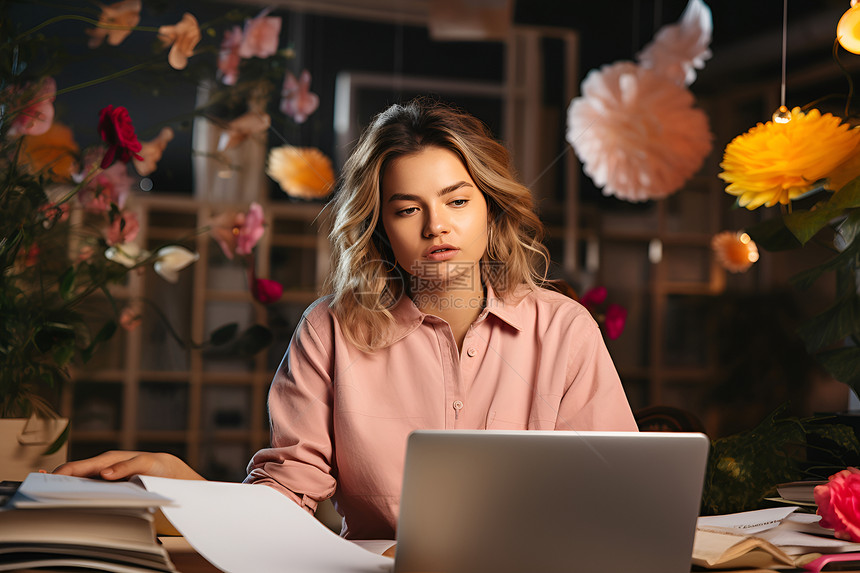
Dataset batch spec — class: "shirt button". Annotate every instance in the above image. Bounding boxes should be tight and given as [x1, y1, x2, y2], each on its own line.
[453, 400, 464, 411]
[466, 347, 477, 357]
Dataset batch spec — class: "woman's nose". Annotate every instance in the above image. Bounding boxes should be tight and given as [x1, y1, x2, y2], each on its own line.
[423, 210, 450, 238]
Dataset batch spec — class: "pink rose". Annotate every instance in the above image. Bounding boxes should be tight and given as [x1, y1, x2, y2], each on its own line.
[238, 10, 281, 59]
[251, 277, 283, 305]
[236, 202, 265, 255]
[217, 26, 243, 86]
[78, 161, 133, 212]
[98, 105, 143, 168]
[815, 467, 860, 541]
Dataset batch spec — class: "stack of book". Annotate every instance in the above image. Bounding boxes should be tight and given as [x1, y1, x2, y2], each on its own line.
[0, 473, 177, 573]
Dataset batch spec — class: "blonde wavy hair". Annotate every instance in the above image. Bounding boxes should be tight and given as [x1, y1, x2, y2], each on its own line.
[324, 98, 548, 351]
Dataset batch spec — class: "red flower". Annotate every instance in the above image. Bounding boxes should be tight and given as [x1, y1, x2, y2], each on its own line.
[815, 467, 860, 541]
[251, 277, 283, 304]
[604, 303, 628, 340]
[580, 286, 607, 309]
[97, 105, 142, 168]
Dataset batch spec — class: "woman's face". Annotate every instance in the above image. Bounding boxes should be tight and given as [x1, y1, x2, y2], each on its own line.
[380, 146, 489, 291]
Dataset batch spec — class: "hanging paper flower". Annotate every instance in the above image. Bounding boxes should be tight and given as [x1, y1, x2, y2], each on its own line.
[266, 145, 335, 199]
[86, 0, 141, 48]
[236, 202, 265, 256]
[119, 303, 143, 332]
[105, 211, 140, 246]
[217, 111, 271, 152]
[567, 62, 712, 202]
[105, 242, 148, 268]
[280, 70, 319, 124]
[719, 107, 860, 210]
[637, 0, 712, 86]
[711, 231, 759, 273]
[158, 13, 201, 70]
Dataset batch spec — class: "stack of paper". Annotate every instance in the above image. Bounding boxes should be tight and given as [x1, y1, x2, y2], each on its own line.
[0, 473, 177, 573]
[693, 507, 860, 570]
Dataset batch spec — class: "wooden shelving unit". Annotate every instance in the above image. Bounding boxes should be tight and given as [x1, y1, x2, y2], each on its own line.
[63, 194, 328, 481]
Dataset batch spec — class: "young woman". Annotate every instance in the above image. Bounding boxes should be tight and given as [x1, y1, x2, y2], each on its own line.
[56, 98, 637, 540]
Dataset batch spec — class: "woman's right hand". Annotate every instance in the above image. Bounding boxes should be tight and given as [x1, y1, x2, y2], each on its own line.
[53, 451, 205, 481]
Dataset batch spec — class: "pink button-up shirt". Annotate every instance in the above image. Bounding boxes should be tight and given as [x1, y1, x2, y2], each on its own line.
[245, 285, 637, 539]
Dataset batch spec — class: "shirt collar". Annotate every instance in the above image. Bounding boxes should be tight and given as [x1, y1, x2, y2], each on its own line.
[386, 282, 526, 345]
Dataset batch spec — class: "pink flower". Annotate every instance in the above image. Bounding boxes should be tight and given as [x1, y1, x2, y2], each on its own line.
[133, 127, 174, 176]
[78, 161, 133, 212]
[86, 0, 141, 48]
[238, 10, 281, 59]
[105, 211, 140, 246]
[217, 26, 243, 86]
[158, 13, 201, 70]
[816, 468, 860, 541]
[251, 277, 283, 304]
[236, 202, 265, 256]
[604, 304, 628, 340]
[9, 77, 56, 137]
[98, 105, 142, 168]
[580, 286, 607, 309]
[119, 304, 143, 331]
[280, 70, 319, 124]
[39, 201, 70, 227]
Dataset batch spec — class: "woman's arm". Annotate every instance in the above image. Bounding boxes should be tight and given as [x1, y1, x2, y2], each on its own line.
[53, 451, 205, 481]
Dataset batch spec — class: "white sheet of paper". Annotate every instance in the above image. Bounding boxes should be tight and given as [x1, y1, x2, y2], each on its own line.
[13, 472, 172, 507]
[696, 506, 798, 535]
[136, 476, 393, 573]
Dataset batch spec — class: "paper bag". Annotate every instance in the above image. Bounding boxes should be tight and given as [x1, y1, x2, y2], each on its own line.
[0, 417, 68, 480]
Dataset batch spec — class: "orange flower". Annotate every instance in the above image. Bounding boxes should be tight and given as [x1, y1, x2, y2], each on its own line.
[86, 0, 141, 48]
[711, 231, 759, 273]
[266, 146, 335, 199]
[19, 121, 80, 181]
[719, 107, 860, 209]
[158, 13, 201, 70]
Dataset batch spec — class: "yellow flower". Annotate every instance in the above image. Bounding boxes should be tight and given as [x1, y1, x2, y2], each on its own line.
[266, 146, 335, 199]
[719, 107, 860, 210]
[711, 231, 759, 273]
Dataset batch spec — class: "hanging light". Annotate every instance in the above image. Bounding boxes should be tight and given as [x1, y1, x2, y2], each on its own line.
[838, 1, 860, 54]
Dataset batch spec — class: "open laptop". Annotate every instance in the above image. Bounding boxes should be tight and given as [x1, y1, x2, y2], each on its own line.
[393, 430, 710, 573]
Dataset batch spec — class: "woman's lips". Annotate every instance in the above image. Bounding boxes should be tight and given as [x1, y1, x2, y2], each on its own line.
[424, 245, 459, 261]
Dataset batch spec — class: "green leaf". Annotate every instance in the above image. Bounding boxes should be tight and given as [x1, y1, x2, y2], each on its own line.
[52, 343, 75, 368]
[745, 217, 803, 252]
[797, 292, 860, 352]
[790, 237, 860, 291]
[209, 322, 239, 346]
[836, 209, 860, 247]
[58, 266, 76, 300]
[42, 419, 70, 456]
[783, 203, 841, 245]
[235, 325, 273, 356]
[831, 177, 860, 209]
[815, 346, 860, 395]
[81, 320, 117, 363]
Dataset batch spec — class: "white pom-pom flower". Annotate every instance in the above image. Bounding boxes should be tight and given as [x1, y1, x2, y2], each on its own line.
[637, 0, 712, 86]
[566, 61, 712, 202]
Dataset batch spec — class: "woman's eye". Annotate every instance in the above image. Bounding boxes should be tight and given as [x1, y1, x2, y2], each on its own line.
[450, 199, 468, 207]
[398, 207, 418, 216]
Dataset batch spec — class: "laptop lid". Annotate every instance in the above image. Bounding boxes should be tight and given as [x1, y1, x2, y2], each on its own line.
[393, 430, 709, 573]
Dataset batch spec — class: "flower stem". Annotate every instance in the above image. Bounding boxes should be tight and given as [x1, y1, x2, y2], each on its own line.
[17, 14, 159, 40]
